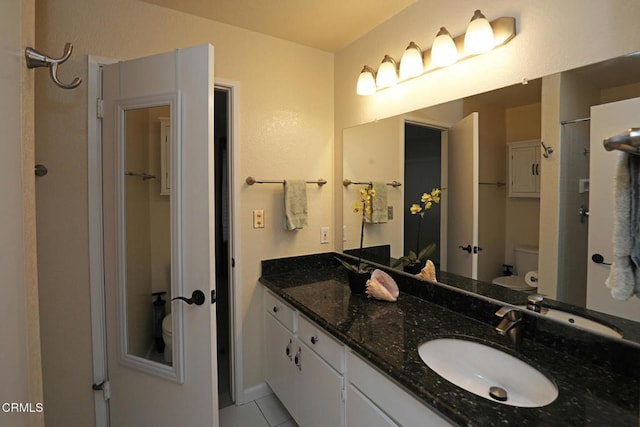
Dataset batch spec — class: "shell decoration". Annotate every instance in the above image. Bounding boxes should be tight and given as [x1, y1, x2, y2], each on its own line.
[366, 269, 399, 302]
[417, 259, 437, 282]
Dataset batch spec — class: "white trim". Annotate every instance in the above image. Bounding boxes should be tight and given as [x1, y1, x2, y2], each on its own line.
[242, 383, 273, 403]
[88, 54, 117, 427]
[214, 78, 246, 405]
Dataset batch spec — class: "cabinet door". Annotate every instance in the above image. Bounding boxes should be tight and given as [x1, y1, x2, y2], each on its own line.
[509, 142, 540, 197]
[264, 313, 297, 419]
[297, 342, 344, 427]
[347, 384, 397, 427]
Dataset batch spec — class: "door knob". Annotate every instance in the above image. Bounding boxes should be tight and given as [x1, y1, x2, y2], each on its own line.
[172, 290, 206, 306]
[459, 245, 472, 253]
[473, 246, 483, 254]
[591, 253, 612, 266]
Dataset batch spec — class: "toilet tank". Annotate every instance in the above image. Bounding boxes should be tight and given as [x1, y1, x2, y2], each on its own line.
[514, 246, 539, 275]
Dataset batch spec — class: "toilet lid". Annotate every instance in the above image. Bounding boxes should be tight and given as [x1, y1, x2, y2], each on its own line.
[162, 313, 172, 335]
[491, 275, 537, 291]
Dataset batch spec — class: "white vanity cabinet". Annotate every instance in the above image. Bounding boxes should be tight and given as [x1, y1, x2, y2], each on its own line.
[347, 352, 453, 427]
[508, 140, 541, 197]
[264, 291, 345, 427]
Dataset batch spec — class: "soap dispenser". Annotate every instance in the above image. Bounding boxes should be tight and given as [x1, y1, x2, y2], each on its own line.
[152, 291, 167, 353]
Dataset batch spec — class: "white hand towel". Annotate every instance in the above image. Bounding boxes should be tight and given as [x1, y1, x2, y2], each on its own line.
[283, 179, 307, 230]
[606, 152, 638, 300]
[366, 182, 388, 224]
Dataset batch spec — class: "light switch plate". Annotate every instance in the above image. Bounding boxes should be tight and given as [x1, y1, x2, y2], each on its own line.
[253, 210, 264, 228]
[320, 227, 329, 244]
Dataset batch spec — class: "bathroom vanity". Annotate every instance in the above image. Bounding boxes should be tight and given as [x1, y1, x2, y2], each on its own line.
[260, 252, 640, 426]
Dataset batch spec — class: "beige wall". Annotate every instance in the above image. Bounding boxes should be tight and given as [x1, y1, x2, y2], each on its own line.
[124, 108, 154, 358]
[504, 103, 541, 269]
[35, 0, 333, 425]
[1, 1, 43, 427]
[342, 116, 403, 258]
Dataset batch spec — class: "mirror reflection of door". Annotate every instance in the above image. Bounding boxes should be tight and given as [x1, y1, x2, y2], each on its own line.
[124, 106, 172, 365]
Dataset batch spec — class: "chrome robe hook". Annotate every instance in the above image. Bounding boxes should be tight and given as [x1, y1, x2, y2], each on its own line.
[25, 42, 82, 89]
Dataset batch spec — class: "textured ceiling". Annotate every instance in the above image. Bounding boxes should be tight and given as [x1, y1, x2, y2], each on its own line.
[141, 0, 416, 52]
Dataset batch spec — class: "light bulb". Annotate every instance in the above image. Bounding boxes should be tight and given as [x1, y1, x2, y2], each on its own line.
[356, 66, 377, 95]
[375, 55, 398, 89]
[399, 42, 423, 79]
[464, 10, 495, 55]
[431, 27, 458, 67]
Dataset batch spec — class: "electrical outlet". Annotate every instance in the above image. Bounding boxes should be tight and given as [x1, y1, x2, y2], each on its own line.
[320, 227, 329, 244]
[253, 210, 264, 228]
[388, 206, 394, 220]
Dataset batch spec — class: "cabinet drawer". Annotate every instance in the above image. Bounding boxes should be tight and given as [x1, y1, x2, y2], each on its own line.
[264, 291, 296, 333]
[348, 352, 452, 427]
[298, 314, 344, 373]
[347, 384, 397, 427]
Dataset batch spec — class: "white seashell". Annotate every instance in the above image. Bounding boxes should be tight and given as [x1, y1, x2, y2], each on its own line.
[365, 269, 399, 302]
[417, 259, 437, 282]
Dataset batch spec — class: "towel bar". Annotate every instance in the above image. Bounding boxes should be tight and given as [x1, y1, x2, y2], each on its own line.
[246, 177, 327, 186]
[343, 179, 402, 188]
[603, 128, 640, 155]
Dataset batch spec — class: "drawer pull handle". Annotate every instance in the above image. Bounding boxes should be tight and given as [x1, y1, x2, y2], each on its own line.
[285, 339, 292, 360]
[294, 347, 301, 370]
[310, 336, 319, 345]
[273, 306, 279, 313]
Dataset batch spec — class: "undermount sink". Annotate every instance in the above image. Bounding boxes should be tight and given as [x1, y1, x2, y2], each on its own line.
[418, 338, 558, 408]
[517, 306, 623, 339]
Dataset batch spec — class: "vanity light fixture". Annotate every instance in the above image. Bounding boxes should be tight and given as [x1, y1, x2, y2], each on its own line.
[356, 11, 516, 96]
[375, 55, 398, 89]
[356, 65, 377, 95]
[431, 27, 458, 67]
[464, 10, 495, 55]
[399, 41, 424, 79]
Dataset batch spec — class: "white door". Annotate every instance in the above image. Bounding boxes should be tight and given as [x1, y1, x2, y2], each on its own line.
[446, 113, 479, 279]
[102, 45, 218, 426]
[587, 96, 640, 322]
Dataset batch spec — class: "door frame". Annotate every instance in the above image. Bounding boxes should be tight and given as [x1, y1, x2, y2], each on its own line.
[88, 56, 242, 426]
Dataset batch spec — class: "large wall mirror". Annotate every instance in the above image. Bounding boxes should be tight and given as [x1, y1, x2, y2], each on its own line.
[343, 52, 640, 344]
[116, 93, 184, 382]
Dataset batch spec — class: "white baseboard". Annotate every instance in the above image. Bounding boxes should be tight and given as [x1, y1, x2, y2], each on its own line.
[237, 382, 272, 405]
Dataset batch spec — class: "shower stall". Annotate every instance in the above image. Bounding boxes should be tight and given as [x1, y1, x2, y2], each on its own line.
[556, 118, 591, 306]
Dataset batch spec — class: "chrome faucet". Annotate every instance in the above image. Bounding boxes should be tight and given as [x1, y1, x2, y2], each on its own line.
[526, 294, 547, 314]
[495, 306, 522, 341]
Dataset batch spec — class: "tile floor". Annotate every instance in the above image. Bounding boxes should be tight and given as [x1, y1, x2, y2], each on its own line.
[219, 394, 298, 427]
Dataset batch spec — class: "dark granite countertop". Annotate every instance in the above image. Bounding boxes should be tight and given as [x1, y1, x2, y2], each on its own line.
[260, 253, 640, 427]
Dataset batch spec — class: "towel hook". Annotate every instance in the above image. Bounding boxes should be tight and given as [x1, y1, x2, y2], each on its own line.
[25, 43, 82, 89]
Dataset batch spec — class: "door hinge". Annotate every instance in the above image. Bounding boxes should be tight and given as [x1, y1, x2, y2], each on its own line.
[341, 378, 346, 403]
[96, 98, 104, 118]
[92, 380, 110, 401]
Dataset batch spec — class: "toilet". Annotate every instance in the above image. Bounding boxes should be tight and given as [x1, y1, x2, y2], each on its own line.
[492, 246, 539, 292]
[162, 313, 172, 364]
